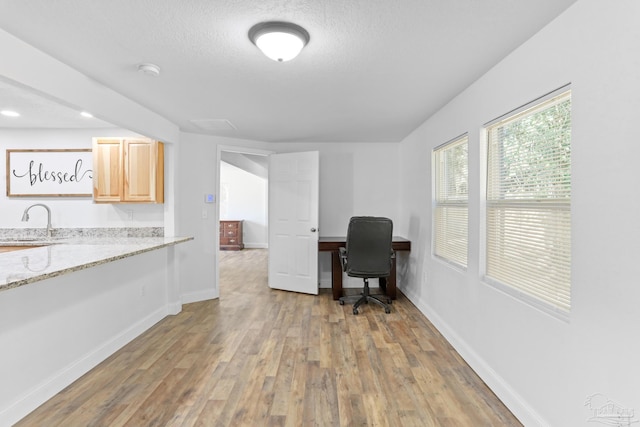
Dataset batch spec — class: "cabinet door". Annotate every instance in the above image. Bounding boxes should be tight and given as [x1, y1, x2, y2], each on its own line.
[92, 138, 123, 202]
[123, 139, 163, 202]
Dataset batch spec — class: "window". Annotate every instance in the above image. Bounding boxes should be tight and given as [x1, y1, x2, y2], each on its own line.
[485, 89, 571, 314]
[433, 135, 468, 267]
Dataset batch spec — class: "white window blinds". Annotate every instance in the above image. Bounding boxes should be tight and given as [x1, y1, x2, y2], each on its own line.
[434, 135, 468, 267]
[486, 90, 571, 313]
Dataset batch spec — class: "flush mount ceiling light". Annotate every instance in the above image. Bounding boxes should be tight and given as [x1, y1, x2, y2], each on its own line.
[137, 63, 161, 77]
[248, 21, 310, 62]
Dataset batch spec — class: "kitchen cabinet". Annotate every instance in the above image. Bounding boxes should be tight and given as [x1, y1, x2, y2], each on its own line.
[220, 220, 244, 250]
[92, 138, 164, 203]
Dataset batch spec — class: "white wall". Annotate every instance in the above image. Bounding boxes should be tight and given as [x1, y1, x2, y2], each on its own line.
[398, 1, 640, 425]
[176, 133, 272, 302]
[220, 161, 268, 248]
[0, 128, 164, 230]
[0, 247, 177, 426]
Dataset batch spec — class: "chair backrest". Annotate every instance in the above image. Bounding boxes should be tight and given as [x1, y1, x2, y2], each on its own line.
[344, 216, 393, 278]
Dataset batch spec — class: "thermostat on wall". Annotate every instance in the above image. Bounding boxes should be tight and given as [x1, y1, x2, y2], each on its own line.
[204, 194, 215, 203]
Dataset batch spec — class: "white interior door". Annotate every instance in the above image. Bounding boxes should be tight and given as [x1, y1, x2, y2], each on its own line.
[268, 151, 319, 294]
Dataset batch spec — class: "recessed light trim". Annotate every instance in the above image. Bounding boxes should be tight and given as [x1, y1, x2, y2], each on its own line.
[1, 110, 20, 117]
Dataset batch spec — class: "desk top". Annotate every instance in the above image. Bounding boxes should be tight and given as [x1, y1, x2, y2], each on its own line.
[318, 236, 410, 251]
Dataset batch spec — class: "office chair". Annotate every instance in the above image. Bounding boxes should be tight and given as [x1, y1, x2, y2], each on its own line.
[338, 216, 394, 314]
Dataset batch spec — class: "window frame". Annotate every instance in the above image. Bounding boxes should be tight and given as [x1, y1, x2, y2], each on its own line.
[481, 86, 572, 319]
[432, 134, 469, 269]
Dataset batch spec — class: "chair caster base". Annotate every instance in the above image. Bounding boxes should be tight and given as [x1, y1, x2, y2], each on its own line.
[338, 280, 392, 314]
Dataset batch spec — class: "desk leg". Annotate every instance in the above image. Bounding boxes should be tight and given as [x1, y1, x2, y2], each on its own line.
[331, 249, 396, 300]
[331, 250, 342, 300]
[378, 258, 398, 300]
[389, 258, 397, 299]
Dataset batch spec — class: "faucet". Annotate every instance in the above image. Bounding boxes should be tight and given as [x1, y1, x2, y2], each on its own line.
[21, 203, 53, 238]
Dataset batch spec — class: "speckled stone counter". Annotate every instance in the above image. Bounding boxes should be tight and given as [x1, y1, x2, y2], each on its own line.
[0, 236, 193, 292]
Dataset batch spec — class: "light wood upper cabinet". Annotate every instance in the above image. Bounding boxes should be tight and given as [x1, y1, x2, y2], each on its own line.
[92, 138, 164, 203]
[92, 138, 122, 202]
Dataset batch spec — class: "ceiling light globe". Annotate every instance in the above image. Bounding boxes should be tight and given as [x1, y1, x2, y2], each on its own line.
[256, 32, 304, 62]
[249, 22, 310, 62]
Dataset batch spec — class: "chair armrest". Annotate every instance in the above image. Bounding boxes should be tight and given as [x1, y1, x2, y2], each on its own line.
[339, 247, 347, 271]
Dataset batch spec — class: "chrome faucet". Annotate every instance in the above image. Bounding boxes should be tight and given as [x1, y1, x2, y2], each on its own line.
[21, 203, 53, 238]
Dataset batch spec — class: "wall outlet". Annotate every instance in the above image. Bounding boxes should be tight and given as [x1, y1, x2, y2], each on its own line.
[139, 284, 146, 297]
[126, 210, 133, 220]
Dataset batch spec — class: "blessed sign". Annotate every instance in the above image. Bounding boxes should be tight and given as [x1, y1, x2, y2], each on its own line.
[6, 149, 93, 197]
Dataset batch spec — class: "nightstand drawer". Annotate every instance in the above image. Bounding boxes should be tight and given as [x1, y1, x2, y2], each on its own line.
[220, 237, 239, 245]
[223, 229, 238, 238]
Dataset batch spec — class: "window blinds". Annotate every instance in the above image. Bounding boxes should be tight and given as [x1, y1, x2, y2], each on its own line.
[434, 136, 468, 267]
[486, 90, 571, 313]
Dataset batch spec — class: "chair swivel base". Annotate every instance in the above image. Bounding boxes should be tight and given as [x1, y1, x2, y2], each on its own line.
[339, 279, 391, 314]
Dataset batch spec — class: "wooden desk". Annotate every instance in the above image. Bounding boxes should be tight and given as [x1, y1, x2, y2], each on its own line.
[319, 236, 411, 300]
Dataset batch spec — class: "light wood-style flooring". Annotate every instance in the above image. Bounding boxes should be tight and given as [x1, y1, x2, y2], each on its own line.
[17, 249, 521, 426]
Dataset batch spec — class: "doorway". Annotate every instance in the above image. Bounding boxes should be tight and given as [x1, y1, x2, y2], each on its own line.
[216, 146, 272, 299]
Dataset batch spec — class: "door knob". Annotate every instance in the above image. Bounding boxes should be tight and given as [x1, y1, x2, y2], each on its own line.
[310, 228, 317, 232]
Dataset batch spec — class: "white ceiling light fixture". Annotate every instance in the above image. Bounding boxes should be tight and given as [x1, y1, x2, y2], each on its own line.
[80, 111, 93, 118]
[137, 63, 161, 77]
[249, 21, 310, 62]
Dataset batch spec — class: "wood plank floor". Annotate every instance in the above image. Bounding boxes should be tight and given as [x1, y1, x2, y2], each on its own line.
[17, 249, 522, 426]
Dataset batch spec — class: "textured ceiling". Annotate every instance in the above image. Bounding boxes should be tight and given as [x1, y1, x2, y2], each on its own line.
[0, 0, 577, 142]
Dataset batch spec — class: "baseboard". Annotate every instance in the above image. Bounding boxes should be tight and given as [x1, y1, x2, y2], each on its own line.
[319, 278, 331, 288]
[181, 288, 218, 304]
[1, 306, 168, 427]
[166, 299, 183, 315]
[243, 243, 268, 249]
[399, 286, 548, 427]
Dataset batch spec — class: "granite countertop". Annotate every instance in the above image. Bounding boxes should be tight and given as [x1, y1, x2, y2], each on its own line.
[0, 236, 193, 293]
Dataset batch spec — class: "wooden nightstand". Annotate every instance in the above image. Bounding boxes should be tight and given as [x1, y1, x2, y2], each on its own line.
[220, 220, 244, 250]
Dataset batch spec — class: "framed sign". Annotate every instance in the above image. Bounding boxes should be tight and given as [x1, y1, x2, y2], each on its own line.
[6, 149, 93, 197]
